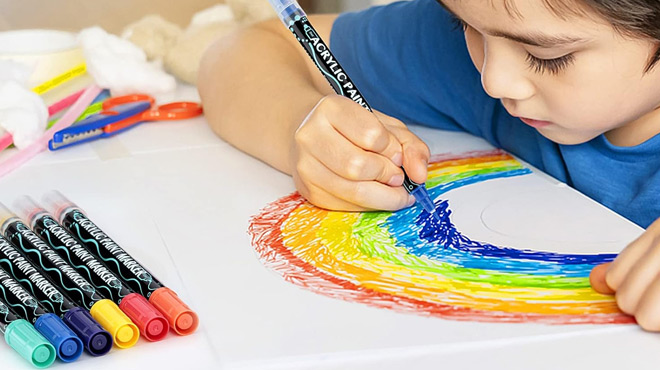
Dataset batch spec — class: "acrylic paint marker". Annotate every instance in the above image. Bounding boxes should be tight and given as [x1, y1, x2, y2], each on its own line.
[0, 266, 83, 362]
[41, 192, 199, 335]
[266, 0, 440, 221]
[0, 235, 112, 356]
[4, 202, 169, 342]
[0, 212, 139, 351]
[0, 297, 56, 368]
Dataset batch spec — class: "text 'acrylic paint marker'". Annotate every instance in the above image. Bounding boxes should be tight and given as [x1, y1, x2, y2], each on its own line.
[0, 234, 112, 356]
[267, 0, 440, 221]
[0, 297, 56, 368]
[0, 203, 144, 347]
[9, 198, 168, 342]
[0, 266, 83, 362]
[43, 192, 198, 335]
[0, 209, 139, 350]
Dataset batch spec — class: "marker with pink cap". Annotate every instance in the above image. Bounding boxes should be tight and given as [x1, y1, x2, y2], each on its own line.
[42, 191, 199, 336]
[8, 198, 170, 342]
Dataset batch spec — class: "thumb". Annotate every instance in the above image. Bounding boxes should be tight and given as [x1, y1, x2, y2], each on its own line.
[589, 262, 615, 295]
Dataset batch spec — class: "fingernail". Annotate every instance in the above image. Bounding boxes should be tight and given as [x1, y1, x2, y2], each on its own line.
[406, 195, 416, 207]
[388, 174, 404, 186]
[391, 152, 403, 167]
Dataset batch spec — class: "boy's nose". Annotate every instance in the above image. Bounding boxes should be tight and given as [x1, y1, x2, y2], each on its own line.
[480, 45, 535, 101]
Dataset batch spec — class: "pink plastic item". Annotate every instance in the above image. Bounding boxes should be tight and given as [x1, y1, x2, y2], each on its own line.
[0, 85, 101, 178]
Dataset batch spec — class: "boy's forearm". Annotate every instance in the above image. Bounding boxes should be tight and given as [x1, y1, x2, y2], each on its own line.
[199, 17, 334, 175]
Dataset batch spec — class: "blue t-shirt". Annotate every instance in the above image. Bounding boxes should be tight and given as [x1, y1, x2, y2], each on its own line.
[330, 0, 660, 228]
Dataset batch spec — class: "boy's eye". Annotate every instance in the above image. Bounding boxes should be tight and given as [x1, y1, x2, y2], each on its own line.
[525, 53, 575, 75]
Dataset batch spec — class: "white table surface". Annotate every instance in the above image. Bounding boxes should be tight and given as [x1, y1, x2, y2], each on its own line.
[0, 85, 657, 370]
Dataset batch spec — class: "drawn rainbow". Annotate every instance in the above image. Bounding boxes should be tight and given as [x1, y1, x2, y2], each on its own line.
[249, 150, 632, 324]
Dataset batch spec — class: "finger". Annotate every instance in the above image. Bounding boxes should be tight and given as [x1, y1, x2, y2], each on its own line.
[632, 277, 660, 331]
[606, 231, 656, 291]
[385, 122, 431, 185]
[301, 181, 373, 212]
[300, 123, 404, 185]
[614, 240, 660, 315]
[320, 96, 403, 163]
[300, 155, 414, 211]
[589, 263, 615, 295]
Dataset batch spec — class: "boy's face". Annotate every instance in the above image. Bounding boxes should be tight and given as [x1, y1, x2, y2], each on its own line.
[441, 0, 660, 146]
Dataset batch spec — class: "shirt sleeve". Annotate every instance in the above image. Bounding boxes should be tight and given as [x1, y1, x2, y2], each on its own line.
[329, 0, 494, 137]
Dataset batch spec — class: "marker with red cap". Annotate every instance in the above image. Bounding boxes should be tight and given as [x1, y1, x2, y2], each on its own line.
[3, 201, 169, 342]
[0, 297, 56, 368]
[0, 266, 83, 362]
[43, 191, 199, 335]
[0, 206, 139, 349]
[0, 235, 112, 356]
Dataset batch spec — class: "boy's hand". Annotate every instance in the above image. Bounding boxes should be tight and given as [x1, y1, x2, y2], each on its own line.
[590, 217, 660, 331]
[290, 95, 430, 211]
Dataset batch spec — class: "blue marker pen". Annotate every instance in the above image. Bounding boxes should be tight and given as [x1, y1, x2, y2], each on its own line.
[267, 0, 439, 220]
[0, 266, 83, 362]
[0, 235, 112, 356]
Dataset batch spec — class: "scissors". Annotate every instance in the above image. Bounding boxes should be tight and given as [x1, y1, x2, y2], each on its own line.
[49, 94, 203, 151]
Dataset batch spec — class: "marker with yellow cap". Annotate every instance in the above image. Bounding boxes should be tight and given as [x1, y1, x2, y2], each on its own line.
[0, 205, 140, 349]
[3, 200, 169, 342]
[0, 297, 56, 368]
[0, 235, 112, 356]
[42, 192, 199, 335]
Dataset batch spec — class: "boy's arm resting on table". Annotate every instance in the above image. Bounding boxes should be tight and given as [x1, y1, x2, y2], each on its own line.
[198, 15, 338, 175]
[198, 14, 430, 212]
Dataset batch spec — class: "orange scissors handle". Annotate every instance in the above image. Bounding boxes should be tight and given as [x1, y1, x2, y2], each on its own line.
[103, 98, 203, 134]
[103, 94, 155, 110]
[141, 102, 203, 120]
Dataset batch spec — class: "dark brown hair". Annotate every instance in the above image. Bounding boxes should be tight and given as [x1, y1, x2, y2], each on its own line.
[441, 0, 660, 72]
[567, 0, 660, 71]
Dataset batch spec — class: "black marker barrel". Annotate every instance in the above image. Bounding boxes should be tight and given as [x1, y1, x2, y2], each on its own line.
[42, 191, 198, 335]
[0, 266, 83, 362]
[0, 205, 140, 348]
[0, 297, 56, 368]
[0, 234, 112, 356]
[12, 198, 168, 342]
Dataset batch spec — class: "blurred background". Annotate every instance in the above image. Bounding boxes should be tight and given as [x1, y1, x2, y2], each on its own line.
[0, 0, 397, 34]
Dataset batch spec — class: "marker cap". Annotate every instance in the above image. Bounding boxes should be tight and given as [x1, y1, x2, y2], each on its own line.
[90, 299, 140, 348]
[0, 202, 19, 235]
[13, 196, 49, 229]
[42, 191, 78, 223]
[34, 313, 83, 362]
[119, 293, 169, 341]
[5, 319, 56, 369]
[63, 307, 112, 356]
[150, 287, 199, 335]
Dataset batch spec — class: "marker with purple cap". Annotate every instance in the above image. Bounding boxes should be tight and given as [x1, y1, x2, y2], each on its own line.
[0, 234, 112, 356]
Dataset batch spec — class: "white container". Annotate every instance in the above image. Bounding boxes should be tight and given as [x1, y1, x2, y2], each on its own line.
[0, 29, 85, 88]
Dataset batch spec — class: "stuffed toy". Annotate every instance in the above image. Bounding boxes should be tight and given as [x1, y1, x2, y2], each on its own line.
[123, 0, 275, 85]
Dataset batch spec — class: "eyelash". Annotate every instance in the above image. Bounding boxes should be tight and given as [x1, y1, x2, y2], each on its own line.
[525, 53, 575, 75]
[449, 16, 575, 75]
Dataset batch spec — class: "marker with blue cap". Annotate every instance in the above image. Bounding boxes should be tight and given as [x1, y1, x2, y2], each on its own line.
[0, 266, 83, 362]
[0, 203, 141, 348]
[41, 192, 199, 336]
[266, 0, 440, 220]
[1, 201, 169, 342]
[0, 235, 112, 356]
[0, 297, 56, 368]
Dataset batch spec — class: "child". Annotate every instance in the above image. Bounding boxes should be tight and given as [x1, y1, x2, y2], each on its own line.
[198, 0, 660, 330]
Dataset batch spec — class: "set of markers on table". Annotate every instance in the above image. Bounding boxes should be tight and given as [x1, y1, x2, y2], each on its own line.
[0, 191, 199, 368]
